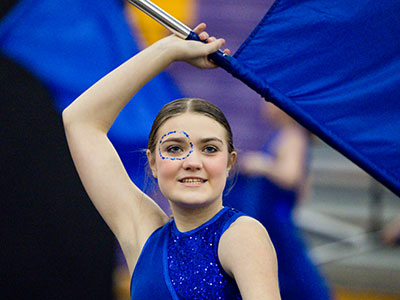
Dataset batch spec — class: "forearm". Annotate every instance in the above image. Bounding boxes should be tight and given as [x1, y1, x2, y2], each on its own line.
[62, 23, 226, 131]
[263, 161, 302, 189]
[242, 129, 307, 190]
[62, 39, 174, 132]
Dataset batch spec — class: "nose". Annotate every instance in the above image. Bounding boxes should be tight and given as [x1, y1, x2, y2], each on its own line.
[181, 151, 202, 170]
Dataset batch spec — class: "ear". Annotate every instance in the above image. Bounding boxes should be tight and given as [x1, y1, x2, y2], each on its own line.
[146, 149, 158, 178]
[227, 151, 237, 176]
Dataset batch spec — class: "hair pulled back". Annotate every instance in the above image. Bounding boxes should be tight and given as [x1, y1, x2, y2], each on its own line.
[148, 98, 235, 154]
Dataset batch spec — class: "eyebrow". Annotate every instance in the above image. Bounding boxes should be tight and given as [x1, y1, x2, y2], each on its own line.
[161, 137, 224, 144]
[199, 137, 224, 144]
[161, 137, 187, 144]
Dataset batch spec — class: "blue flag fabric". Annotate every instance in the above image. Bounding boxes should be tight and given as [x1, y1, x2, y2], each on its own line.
[0, 0, 182, 190]
[226, 0, 400, 196]
[0, 0, 181, 145]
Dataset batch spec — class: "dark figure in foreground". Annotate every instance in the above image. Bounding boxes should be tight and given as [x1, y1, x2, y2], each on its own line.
[0, 54, 114, 299]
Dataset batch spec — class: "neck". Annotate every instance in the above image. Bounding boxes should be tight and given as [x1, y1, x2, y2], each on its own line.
[170, 201, 224, 232]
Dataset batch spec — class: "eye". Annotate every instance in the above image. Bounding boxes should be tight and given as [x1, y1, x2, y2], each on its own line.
[203, 145, 219, 154]
[167, 145, 183, 154]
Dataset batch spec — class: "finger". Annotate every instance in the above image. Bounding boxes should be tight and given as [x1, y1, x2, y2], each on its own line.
[204, 60, 218, 69]
[199, 31, 209, 41]
[204, 40, 227, 68]
[207, 38, 226, 53]
[223, 48, 231, 55]
[193, 23, 206, 34]
[207, 36, 217, 43]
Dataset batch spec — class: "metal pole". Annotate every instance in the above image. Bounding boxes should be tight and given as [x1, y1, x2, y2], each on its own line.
[125, 0, 233, 71]
[126, 0, 191, 39]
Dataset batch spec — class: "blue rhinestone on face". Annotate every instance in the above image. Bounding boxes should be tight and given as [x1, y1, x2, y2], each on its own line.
[167, 208, 242, 300]
[158, 130, 194, 161]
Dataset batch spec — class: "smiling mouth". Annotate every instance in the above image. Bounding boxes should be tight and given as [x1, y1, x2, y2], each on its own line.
[179, 178, 207, 184]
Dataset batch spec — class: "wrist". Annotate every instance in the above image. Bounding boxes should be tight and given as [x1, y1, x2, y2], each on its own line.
[151, 36, 180, 64]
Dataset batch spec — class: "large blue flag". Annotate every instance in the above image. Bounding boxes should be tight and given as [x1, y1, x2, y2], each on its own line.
[225, 0, 400, 196]
[0, 0, 182, 188]
[0, 0, 181, 145]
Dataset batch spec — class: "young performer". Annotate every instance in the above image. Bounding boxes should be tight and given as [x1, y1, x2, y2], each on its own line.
[62, 23, 281, 299]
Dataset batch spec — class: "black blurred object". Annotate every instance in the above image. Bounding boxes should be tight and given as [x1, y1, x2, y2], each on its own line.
[0, 0, 18, 19]
[0, 53, 115, 299]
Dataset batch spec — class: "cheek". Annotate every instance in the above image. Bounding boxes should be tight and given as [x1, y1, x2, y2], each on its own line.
[156, 158, 180, 180]
[207, 156, 229, 178]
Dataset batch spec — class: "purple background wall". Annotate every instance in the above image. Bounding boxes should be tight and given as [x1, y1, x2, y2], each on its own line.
[168, 0, 276, 152]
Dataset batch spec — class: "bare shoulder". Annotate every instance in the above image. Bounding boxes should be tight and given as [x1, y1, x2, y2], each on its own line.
[219, 216, 281, 300]
[219, 216, 275, 260]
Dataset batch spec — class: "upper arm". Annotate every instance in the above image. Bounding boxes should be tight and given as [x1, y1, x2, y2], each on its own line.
[63, 115, 168, 270]
[272, 128, 308, 188]
[218, 217, 281, 300]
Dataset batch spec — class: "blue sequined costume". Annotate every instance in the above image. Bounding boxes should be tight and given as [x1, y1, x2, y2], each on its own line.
[131, 207, 244, 300]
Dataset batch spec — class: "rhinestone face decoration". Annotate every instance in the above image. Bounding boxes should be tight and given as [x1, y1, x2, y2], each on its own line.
[158, 130, 194, 161]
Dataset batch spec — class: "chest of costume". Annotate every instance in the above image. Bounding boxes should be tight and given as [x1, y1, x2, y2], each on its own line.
[130, 207, 242, 300]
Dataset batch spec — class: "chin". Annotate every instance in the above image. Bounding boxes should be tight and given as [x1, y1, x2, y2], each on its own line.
[175, 199, 211, 208]
[169, 195, 218, 209]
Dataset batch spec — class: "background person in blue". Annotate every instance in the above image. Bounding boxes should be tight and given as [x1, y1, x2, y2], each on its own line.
[224, 101, 333, 300]
[0, 0, 181, 298]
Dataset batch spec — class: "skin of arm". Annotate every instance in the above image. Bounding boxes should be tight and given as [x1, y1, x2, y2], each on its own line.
[218, 217, 281, 300]
[62, 24, 226, 274]
[240, 127, 308, 190]
[382, 215, 400, 246]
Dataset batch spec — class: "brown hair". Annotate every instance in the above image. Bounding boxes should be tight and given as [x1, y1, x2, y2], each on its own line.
[147, 98, 235, 154]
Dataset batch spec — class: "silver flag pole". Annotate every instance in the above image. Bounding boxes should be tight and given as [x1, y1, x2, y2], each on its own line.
[126, 0, 191, 39]
[125, 0, 233, 71]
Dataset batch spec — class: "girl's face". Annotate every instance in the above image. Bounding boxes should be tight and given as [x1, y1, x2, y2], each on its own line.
[147, 112, 236, 209]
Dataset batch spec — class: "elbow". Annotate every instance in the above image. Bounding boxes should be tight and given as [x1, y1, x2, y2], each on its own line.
[62, 105, 84, 132]
[62, 105, 109, 135]
[62, 103, 84, 129]
[282, 176, 300, 190]
[61, 106, 74, 129]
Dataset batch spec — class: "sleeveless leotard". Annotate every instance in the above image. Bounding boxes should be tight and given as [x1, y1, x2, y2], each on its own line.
[131, 207, 244, 300]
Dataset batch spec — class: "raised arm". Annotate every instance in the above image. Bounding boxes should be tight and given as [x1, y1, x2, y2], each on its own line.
[62, 24, 226, 273]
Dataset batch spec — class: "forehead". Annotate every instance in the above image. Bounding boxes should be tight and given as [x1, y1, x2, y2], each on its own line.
[157, 113, 227, 142]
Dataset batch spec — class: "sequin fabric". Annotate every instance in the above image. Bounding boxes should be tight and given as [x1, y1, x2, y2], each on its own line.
[167, 207, 243, 300]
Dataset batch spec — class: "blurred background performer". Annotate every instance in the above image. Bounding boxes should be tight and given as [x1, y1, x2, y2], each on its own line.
[224, 102, 333, 300]
[0, 0, 181, 299]
[382, 214, 400, 246]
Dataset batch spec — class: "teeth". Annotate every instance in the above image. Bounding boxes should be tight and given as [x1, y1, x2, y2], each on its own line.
[181, 178, 202, 183]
